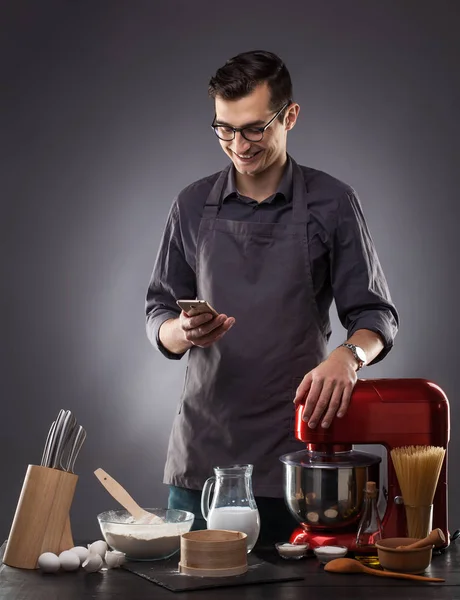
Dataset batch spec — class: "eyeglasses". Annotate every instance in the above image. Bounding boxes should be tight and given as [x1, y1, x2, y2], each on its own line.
[211, 103, 289, 142]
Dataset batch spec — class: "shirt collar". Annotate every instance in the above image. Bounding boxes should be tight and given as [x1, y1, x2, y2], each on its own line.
[222, 155, 293, 204]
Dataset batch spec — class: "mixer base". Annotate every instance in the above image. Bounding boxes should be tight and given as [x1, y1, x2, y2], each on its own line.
[289, 526, 375, 553]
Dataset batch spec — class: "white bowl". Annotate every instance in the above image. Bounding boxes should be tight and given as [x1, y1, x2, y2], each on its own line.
[97, 508, 194, 561]
[313, 545, 348, 564]
[275, 542, 309, 560]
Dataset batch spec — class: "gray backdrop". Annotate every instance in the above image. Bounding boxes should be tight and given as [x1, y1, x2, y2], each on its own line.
[2, 0, 458, 541]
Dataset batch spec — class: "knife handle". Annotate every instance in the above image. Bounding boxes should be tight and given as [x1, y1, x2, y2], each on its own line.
[66, 426, 86, 473]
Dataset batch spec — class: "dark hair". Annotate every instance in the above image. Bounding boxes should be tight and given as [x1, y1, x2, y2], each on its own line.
[208, 50, 293, 119]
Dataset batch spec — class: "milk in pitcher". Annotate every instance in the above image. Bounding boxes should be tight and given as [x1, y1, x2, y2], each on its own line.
[208, 506, 260, 551]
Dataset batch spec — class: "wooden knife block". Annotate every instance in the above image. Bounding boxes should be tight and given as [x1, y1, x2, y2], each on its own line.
[3, 465, 78, 569]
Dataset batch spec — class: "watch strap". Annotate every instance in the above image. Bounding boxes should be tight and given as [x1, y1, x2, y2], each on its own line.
[339, 343, 366, 370]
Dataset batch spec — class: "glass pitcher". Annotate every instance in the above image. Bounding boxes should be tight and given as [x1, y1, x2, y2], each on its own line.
[201, 464, 260, 552]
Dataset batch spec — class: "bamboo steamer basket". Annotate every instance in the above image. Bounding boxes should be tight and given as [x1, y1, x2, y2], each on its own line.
[179, 529, 248, 577]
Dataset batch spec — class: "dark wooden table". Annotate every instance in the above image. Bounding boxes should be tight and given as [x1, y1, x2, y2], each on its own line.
[2, 541, 460, 600]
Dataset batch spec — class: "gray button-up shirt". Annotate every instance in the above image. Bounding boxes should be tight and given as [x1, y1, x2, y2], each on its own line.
[146, 156, 399, 363]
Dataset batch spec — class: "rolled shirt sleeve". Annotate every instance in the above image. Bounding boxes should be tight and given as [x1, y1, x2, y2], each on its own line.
[145, 200, 197, 360]
[331, 191, 399, 363]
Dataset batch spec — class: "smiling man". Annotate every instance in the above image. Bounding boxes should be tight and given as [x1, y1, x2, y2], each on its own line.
[145, 50, 399, 544]
[213, 86, 291, 187]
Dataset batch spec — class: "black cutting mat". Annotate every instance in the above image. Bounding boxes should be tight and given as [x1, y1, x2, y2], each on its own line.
[121, 553, 304, 592]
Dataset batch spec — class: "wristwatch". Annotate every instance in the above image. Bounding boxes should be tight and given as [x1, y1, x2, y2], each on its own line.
[339, 343, 367, 370]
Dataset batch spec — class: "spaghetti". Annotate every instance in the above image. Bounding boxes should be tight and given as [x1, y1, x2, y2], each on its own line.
[390, 445, 445, 538]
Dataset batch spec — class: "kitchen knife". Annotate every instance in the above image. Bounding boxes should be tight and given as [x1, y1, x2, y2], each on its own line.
[59, 413, 78, 469]
[46, 409, 67, 468]
[60, 420, 78, 469]
[41, 409, 65, 467]
[41, 420, 56, 467]
[51, 410, 75, 469]
[65, 426, 86, 473]
[59, 418, 78, 470]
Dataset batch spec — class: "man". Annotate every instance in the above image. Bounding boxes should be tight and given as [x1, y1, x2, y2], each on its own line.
[145, 50, 398, 543]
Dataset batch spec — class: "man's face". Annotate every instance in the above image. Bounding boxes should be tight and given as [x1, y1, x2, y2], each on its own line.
[214, 83, 292, 177]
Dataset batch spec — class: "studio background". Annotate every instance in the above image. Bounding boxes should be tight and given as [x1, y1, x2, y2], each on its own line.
[2, 0, 458, 540]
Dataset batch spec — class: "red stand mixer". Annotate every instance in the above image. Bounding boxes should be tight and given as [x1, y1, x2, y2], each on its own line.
[280, 379, 450, 551]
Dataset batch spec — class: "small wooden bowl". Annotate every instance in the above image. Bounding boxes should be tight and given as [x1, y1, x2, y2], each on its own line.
[179, 529, 248, 577]
[375, 537, 433, 574]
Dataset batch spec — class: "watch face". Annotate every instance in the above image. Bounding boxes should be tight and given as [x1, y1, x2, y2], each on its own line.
[355, 346, 366, 363]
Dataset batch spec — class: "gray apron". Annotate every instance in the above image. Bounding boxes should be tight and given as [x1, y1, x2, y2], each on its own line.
[164, 159, 328, 497]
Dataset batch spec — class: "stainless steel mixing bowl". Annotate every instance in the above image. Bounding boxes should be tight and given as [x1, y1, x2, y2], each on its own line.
[280, 449, 381, 530]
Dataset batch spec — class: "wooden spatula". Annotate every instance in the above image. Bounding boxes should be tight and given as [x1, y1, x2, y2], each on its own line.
[94, 468, 164, 523]
[324, 558, 444, 582]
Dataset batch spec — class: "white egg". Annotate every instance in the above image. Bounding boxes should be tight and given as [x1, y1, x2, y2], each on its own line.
[38, 552, 60, 573]
[104, 550, 125, 569]
[70, 546, 89, 564]
[87, 540, 108, 557]
[59, 550, 80, 571]
[82, 553, 104, 573]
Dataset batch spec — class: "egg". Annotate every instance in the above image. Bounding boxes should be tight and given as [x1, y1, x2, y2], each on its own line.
[82, 553, 104, 573]
[59, 550, 80, 571]
[104, 550, 125, 569]
[38, 552, 60, 573]
[70, 546, 89, 564]
[87, 540, 108, 557]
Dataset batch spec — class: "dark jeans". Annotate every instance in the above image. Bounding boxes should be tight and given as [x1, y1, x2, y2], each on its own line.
[168, 485, 299, 547]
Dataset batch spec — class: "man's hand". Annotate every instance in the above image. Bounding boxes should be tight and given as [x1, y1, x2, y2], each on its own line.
[293, 347, 358, 429]
[180, 311, 235, 348]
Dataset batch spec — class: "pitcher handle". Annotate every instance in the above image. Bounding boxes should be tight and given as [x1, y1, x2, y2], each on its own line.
[201, 476, 215, 522]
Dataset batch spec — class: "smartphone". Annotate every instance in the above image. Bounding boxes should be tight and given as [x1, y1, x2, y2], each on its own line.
[176, 299, 219, 318]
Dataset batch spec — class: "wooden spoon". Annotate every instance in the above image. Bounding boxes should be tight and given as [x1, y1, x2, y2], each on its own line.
[94, 468, 164, 523]
[324, 558, 444, 583]
[396, 528, 446, 550]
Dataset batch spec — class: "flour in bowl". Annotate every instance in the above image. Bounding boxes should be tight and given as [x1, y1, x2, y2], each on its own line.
[103, 519, 186, 560]
[99, 509, 194, 560]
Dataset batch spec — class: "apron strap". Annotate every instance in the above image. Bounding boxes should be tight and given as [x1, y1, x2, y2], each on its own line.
[202, 166, 231, 220]
[291, 160, 308, 224]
